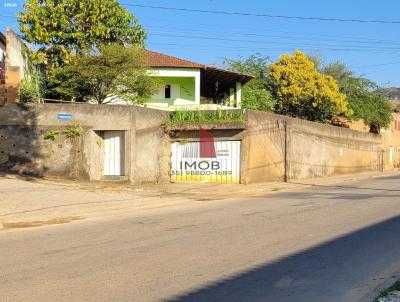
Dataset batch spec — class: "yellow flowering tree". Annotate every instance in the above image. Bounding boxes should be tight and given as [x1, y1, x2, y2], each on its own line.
[268, 51, 352, 122]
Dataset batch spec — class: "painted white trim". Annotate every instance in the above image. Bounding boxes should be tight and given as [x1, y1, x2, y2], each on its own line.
[194, 71, 200, 104]
[148, 98, 196, 106]
[147, 68, 200, 78]
[236, 82, 242, 108]
[229, 88, 235, 107]
[147, 68, 201, 105]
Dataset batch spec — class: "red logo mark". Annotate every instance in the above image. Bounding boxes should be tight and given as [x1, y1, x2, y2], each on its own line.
[199, 128, 216, 158]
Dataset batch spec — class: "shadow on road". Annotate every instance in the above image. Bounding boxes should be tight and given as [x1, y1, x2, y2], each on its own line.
[168, 215, 400, 302]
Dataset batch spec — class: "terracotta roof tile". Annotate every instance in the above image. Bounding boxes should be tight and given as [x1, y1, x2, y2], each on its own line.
[145, 50, 203, 68]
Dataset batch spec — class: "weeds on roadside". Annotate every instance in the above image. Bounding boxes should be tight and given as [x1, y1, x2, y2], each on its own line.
[374, 281, 400, 301]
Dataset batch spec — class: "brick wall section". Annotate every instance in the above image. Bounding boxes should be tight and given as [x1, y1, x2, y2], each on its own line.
[1, 28, 23, 104]
[4, 66, 20, 103]
[0, 83, 5, 105]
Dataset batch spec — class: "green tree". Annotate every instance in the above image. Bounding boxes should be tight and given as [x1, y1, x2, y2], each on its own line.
[19, 45, 46, 102]
[321, 62, 392, 133]
[239, 81, 275, 111]
[223, 54, 276, 111]
[268, 51, 351, 122]
[320, 62, 353, 88]
[49, 44, 158, 104]
[18, 0, 146, 67]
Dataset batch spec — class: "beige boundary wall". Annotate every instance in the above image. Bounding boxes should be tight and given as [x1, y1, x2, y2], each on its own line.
[381, 113, 400, 170]
[0, 103, 170, 183]
[241, 110, 383, 183]
[0, 105, 390, 184]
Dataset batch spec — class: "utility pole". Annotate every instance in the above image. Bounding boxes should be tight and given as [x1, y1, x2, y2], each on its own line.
[284, 120, 288, 182]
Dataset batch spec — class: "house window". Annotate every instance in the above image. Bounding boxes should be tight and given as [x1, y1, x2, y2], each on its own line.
[165, 85, 171, 99]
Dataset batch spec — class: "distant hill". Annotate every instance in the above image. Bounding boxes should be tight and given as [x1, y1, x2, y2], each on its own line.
[378, 87, 400, 101]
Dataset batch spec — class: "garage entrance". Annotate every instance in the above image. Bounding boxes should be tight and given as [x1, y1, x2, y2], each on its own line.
[171, 140, 241, 183]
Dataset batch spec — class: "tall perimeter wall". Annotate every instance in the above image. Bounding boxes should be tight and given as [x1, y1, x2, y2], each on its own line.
[0, 105, 389, 184]
[241, 110, 383, 183]
[0, 103, 170, 183]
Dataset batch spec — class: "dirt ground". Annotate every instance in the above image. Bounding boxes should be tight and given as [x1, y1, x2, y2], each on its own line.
[0, 171, 398, 230]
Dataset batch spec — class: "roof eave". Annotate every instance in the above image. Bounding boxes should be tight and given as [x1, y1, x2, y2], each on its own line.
[201, 65, 255, 85]
[147, 66, 202, 69]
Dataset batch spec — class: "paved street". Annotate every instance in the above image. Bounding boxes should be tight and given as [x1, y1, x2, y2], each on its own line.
[1, 174, 400, 301]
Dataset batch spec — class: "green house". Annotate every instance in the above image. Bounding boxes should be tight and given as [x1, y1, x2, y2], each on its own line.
[145, 50, 253, 110]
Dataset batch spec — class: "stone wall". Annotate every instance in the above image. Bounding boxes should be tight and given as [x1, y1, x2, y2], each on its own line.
[0, 103, 169, 183]
[241, 110, 383, 183]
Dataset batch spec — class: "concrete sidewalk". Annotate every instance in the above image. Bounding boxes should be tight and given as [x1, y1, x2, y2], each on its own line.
[0, 170, 399, 230]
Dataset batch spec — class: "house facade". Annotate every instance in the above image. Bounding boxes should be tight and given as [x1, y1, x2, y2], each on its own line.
[0, 28, 28, 105]
[0, 32, 5, 82]
[380, 87, 400, 101]
[145, 50, 253, 110]
[378, 87, 400, 110]
[381, 113, 400, 169]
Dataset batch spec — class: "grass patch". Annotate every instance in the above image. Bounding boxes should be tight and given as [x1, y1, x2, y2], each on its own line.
[374, 280, 400, 301]
[167, 109, 244, 124]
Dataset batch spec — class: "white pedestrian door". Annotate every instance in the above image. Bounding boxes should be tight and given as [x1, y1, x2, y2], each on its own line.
[104, 131, 124, 176]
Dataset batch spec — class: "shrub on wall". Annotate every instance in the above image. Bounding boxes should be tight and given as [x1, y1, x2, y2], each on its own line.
[20, 46, 45, 103]
[20, 78, 40, 102]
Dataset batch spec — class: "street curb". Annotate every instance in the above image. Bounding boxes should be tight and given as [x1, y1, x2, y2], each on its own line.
[359, 275, 400, 302]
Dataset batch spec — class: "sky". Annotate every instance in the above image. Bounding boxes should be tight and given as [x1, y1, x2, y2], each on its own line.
[1, 0, 400, 87]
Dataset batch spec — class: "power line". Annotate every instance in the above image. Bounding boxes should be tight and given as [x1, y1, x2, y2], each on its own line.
[3, 3, 400, 25]
[145, 25, 400, 47]
[0, 14, 18, 20]
[147, 41, 398, 52]
[2, 13, 398, 47]
[122, 3, 400, 25]
[139, 16, 400, 43]
[148, 46, 400, 56]
[150, 32, 400, 52]
[354, 61, 400, 69]
[147, 28, 400, 50]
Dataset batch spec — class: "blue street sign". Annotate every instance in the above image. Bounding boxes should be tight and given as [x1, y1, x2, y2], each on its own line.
[58, 113, 73, 121]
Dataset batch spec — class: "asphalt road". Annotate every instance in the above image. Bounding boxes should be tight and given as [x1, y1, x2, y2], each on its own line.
[1, 175, 400, 302]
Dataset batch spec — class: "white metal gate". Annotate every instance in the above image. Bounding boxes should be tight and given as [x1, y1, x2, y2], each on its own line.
[104, 131, 125, 176]
[171, 141, 241, 183]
